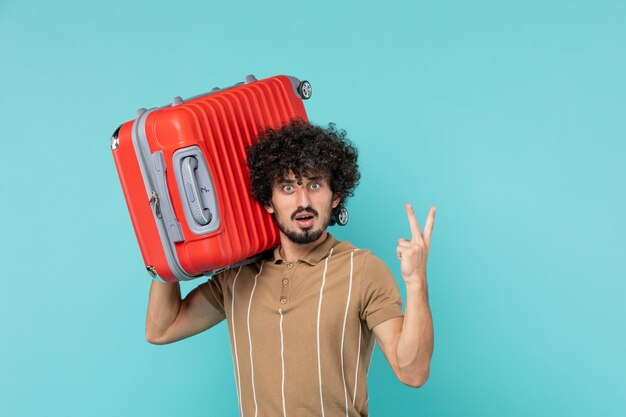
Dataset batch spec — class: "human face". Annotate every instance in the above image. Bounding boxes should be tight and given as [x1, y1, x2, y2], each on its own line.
[264, 171, 341, 245]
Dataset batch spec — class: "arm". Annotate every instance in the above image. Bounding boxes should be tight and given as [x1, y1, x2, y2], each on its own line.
[374, 203, 436, 387]
[145, 279, 225, 345]
[373, 280, 433, 388]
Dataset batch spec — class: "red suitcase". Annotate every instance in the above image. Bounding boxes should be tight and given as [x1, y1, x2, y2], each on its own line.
[111, 74, 312, 282]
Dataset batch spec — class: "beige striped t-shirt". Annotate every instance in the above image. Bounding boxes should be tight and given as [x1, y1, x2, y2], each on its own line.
[198, 233, 404, 417]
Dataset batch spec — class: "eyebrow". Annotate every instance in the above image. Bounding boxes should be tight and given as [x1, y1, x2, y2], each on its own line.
[277, 175, 326, 183]
[278, 178, 296, 184]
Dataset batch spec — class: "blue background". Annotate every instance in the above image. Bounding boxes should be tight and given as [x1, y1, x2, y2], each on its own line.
[1, 0, 624, 416]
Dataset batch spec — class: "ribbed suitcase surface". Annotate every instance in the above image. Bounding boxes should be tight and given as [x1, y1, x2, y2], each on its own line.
[112, 74, 311, 282]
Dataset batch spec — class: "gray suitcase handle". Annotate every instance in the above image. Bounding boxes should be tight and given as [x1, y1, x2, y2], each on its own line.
[181, 156, 212, 225]
[172, 146, 220, 236]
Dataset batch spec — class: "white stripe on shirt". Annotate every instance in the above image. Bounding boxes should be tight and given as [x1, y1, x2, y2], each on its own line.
[279, 308, 287, 417]
[340, 250, 358, 416]
[353, 320, 362, 406]
[230, 266, 244, 417]
[316, 247, 334, 417]
[247, 261, 264, 417]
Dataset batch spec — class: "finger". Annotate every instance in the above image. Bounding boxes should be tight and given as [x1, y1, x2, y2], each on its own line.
[396, 246, 409, 260]
[406, 203, 423, 244]
[397, 240, 415, 249]
[423, 206, 436, 248]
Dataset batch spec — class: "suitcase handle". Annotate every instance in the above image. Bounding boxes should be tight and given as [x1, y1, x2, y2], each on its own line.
[172, 146, 220, 236]
[181, 156, 213, 226]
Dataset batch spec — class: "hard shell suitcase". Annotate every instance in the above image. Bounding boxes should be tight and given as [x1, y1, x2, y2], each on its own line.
[111, 74, 312, 282]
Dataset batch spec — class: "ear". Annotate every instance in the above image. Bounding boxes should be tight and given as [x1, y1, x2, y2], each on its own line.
[264, 202, 275, 214]
[332, 194, 342, 209]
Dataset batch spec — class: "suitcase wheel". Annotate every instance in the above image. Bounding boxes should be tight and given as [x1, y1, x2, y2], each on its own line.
[337, 207, 349, 226]
[110, 124, 121, 150]
[298, 80, 312, 100]
[146, 265, 157, 278]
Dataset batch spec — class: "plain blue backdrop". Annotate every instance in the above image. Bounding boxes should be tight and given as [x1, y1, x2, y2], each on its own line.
[1, 0, 624, 416]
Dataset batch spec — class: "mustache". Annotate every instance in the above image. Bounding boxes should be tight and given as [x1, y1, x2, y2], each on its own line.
[291, 207, 319, 220]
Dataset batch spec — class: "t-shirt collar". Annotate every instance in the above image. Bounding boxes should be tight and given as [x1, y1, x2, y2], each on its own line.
[272, 232, 339, 266]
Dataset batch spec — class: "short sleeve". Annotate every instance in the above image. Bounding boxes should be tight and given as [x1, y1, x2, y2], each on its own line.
[360, 253, 404, 330]
[197, 268, 231, 314]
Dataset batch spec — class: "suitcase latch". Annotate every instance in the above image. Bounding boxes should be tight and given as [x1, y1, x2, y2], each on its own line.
[149, 190, 162, 218]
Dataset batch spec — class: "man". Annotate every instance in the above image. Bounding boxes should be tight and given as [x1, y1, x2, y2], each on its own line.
[145, 119, 435, 417]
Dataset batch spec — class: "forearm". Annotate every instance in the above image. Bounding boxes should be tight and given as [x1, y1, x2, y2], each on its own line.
[396, 277, 434, 385]
[145, 280, 182, 342]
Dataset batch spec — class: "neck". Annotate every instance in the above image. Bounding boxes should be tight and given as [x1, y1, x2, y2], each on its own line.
[278, 230, 329, 263]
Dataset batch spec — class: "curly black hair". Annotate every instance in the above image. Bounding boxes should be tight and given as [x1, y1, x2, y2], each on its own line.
[247, 118, 360, 225]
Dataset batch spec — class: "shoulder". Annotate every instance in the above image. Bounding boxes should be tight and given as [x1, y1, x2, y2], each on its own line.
[331, 240, 381, 262]
[329, 238, 360, 256]
[346, 246, 394, 280]
[220, 250, 274, 279]
[328, 240, 390, 274]
[237, 254, 275, 279]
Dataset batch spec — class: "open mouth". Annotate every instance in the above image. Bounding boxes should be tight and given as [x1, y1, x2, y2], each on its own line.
[294, 213, 316, 228]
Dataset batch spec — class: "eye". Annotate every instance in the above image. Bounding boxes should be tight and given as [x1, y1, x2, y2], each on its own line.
[309, 182, 321, 191]
[281, 184, 294, 193]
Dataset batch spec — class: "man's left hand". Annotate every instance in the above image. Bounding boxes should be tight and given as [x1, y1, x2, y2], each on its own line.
[396, 203, 436, 285]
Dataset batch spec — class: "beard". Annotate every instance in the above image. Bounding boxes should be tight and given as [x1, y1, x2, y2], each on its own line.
[274, 204, 333, 244]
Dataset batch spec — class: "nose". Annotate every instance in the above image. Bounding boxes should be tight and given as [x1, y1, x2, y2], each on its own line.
[295, 187, 311, 208]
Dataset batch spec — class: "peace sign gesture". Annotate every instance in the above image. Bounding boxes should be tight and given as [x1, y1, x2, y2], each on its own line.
[396, 203, 436, 284]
